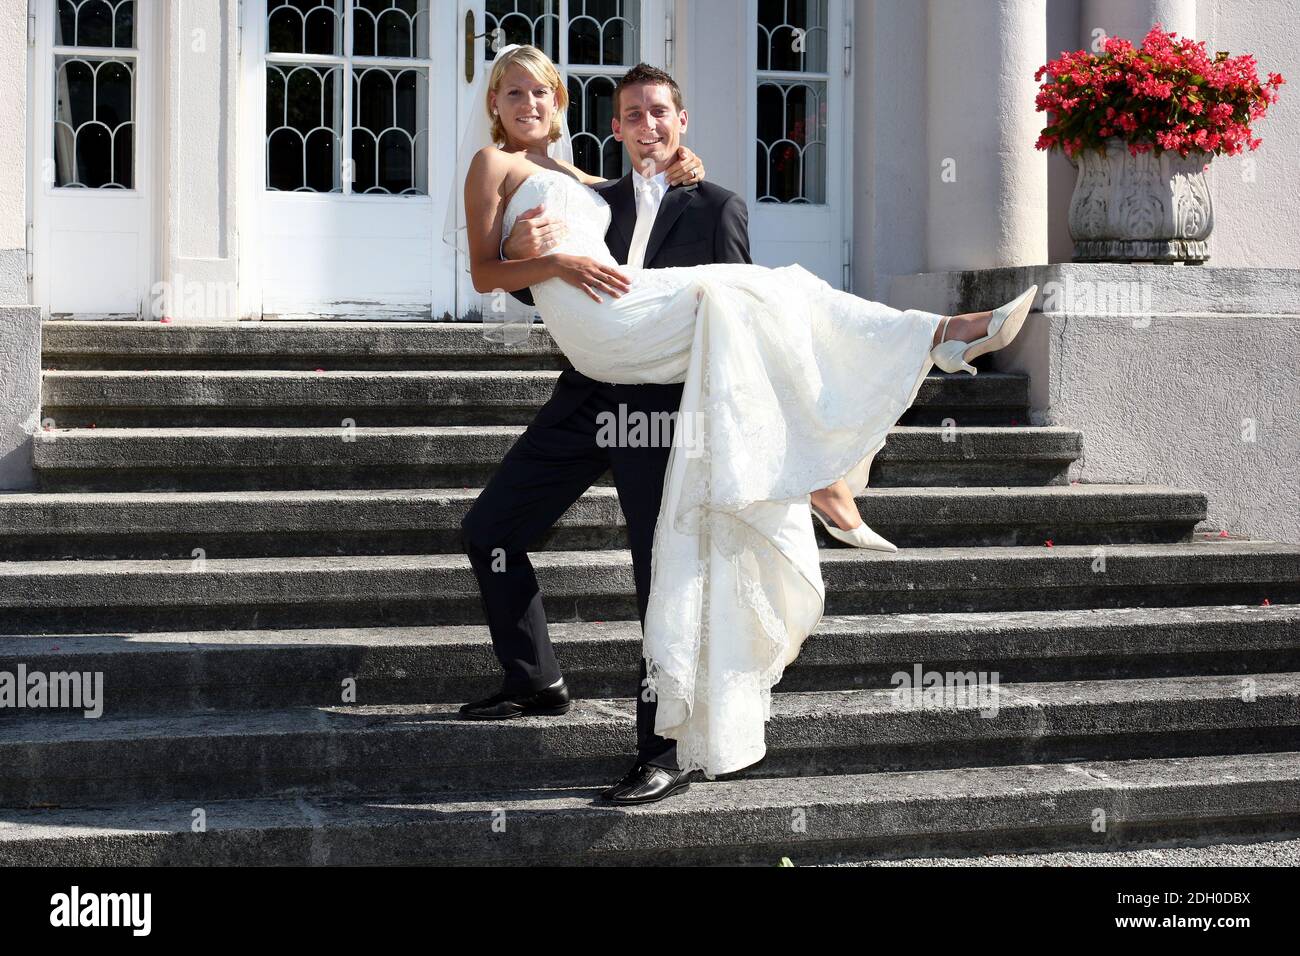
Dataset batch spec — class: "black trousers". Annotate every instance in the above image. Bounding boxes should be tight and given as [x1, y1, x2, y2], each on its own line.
[461, 379, 685, 770]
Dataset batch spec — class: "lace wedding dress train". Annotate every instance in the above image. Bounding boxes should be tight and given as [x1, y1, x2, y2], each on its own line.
[504, 169, 945, 778]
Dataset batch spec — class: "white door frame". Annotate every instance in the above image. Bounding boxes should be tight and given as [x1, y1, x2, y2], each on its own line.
[743, 0, 852, 290]
[235, 0, 265, 321]
[31, 0, 159, 318]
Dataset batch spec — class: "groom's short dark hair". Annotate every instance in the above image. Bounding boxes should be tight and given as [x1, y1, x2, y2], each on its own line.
[614, 63, 685, 115]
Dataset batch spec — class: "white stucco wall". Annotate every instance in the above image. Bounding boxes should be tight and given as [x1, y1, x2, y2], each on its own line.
[1047, 307, 1300, 543]
[852, 0, 929, 301]
[0, 1, 38, 490]
[0, 0, 27, 304]
[1197, 0, 1300, 268]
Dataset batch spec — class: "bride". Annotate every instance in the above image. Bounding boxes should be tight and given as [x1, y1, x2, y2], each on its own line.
[448, 44, 1036, 778]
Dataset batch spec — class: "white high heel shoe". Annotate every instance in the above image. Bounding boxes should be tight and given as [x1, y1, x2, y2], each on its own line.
[930, 284, 1038, 375]
[810, 503, 898, 553]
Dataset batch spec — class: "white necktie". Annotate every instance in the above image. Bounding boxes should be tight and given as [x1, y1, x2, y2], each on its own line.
[627, 174, 665, 269]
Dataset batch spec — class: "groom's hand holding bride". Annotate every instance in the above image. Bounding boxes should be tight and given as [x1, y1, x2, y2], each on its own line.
[550, 256, 633, 303]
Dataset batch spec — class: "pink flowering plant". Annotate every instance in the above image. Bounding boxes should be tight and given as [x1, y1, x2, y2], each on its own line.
[1034, 24, 1284, 161]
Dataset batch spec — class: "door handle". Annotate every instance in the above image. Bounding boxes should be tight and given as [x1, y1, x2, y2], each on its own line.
[466, 10, 504, 83]
[465, 10, 476, 83]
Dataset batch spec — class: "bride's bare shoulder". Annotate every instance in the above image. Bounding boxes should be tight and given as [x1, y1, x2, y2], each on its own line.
[468, 146, 530, 187]
[468, 145, 512, 177]
[470, 147, 545, 206]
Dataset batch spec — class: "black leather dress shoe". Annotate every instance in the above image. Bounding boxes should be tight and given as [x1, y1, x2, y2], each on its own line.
[458, 678, 571, 719]
[599, 762, 694, 804]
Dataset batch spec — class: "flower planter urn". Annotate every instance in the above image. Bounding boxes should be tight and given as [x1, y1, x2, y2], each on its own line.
[1067, 137, 1213, 263]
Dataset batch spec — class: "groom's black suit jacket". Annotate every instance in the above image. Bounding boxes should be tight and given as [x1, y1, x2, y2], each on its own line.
[513, 173, 753, 425]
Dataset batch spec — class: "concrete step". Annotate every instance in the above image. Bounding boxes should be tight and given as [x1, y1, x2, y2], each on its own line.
[42, 320, 570, 371]
[3, 673, 1298, 807]
[2, 751, 1298, 864]
[40, 369, 1031, 427]
[42, 369, 562, 427]
[0, 484, 1207, 560]
[1, 539, 1295, 633]
[3, 606, 1296, 715]
[815, 835, 1300, 867]
[31, 425, 1085, 491]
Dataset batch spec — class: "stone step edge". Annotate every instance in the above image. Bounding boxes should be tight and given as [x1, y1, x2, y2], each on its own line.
[0, 483, 1204, 505]
[2, 539, 1295, 579]
[0, 484, 1210, 537]
[31, 424, 1080, 437]
[0, 751, 1296, 865]
[2, 671, 1297, 743]
[8, 603, 1285, 647]
[41, 369, 1029, 381]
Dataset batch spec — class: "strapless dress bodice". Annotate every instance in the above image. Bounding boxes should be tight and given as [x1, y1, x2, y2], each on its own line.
[502, 168, 616, 265]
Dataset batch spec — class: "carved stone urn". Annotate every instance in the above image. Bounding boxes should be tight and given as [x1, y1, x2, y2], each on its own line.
[1067, 137, 1214, 263]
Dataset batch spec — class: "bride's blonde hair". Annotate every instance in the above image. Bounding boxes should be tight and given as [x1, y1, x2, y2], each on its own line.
[488, 45, 570, 146]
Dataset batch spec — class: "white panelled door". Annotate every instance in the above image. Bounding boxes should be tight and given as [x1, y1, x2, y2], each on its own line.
[241, 0, 456, 320]
[32, 0, 157, 318]
[746, 0, 850, 289]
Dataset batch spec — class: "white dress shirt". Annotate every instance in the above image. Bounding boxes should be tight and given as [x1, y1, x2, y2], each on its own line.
[626, 168, 669, 269]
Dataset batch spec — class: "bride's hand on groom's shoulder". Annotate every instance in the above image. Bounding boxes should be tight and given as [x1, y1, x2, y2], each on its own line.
[664, 146, 705, 188]
[502, 204, 568, 260]
[549, 254, 633, 304]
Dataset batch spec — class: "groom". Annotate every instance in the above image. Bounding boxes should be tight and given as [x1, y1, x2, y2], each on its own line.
[458, 63, 752, 804]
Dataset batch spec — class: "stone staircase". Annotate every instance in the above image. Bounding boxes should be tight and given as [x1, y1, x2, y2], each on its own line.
[0, 319, 1297, 866]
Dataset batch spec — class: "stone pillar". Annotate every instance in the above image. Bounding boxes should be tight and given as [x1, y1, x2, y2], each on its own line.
[926, 0, 1048, 271]
[161, 1, 241, 320]
[1080, 0, 1195, 48]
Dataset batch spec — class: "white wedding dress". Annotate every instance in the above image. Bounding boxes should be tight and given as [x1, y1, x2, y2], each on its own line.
[504, 168, 946, 778]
